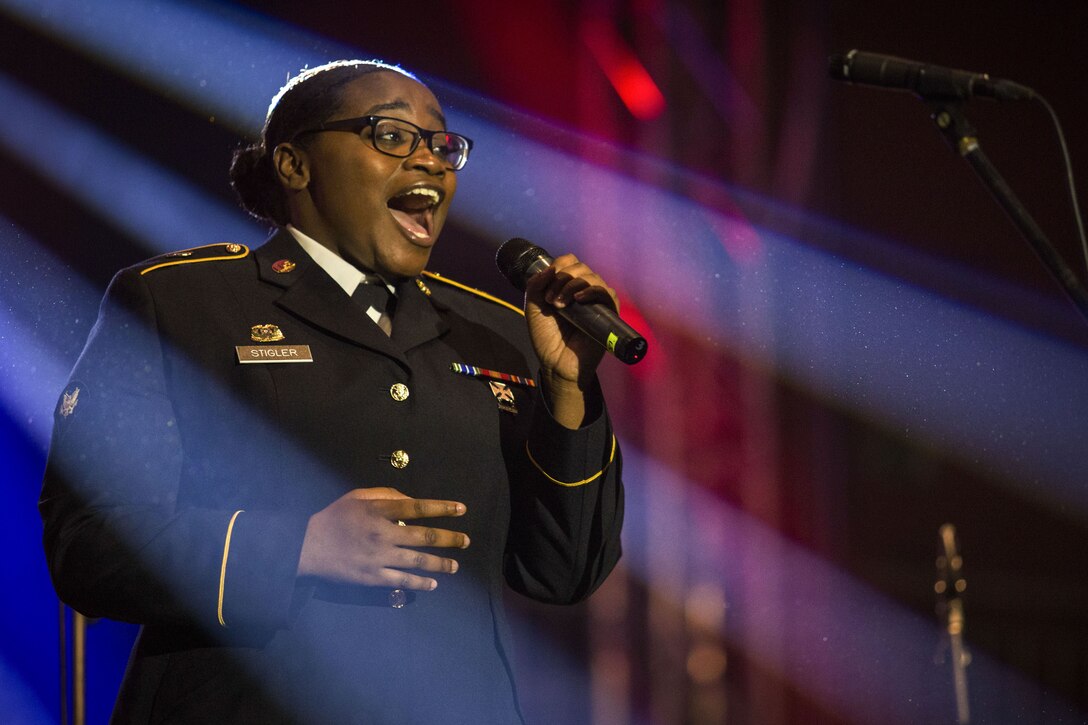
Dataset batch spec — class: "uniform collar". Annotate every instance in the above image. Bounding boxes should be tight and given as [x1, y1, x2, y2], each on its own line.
[253, 229, 449, 366]
[286, 224, 395, 297]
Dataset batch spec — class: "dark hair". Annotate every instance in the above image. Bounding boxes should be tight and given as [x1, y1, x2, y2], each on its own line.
[229, 60, 418, 226]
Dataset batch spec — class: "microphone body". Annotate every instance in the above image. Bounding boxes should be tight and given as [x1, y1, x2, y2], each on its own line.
[828, 50, 1034, 101]
[496, 238, 647, 365]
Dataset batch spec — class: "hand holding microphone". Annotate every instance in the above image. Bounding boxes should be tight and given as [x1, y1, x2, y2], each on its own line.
[496, 238, 647, 366]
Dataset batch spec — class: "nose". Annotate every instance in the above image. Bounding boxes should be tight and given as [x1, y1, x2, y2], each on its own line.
[404, 143, 447, 175]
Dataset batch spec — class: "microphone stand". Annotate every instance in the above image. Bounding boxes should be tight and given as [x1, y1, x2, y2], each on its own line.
[58, 603, 89, 725]
[937, 524, 970, 724]
[926, 99, 1088, 324]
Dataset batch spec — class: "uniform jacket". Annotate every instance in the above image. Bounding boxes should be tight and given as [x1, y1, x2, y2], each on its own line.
[40, 230, 623, 724]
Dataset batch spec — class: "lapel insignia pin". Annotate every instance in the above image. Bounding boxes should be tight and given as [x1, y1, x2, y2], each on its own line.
[251, 324, 285, 342]
[272, 258, 296, 274]
[415, 278, 431, 296]
[489, 380, 518, 414]
[59, 387, 80, 418]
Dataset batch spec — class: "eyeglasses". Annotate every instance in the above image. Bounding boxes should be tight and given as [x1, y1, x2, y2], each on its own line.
[293, 115, 474, 170]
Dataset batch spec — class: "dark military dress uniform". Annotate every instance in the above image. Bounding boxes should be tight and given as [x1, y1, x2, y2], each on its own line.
[40, 230, 623, 723]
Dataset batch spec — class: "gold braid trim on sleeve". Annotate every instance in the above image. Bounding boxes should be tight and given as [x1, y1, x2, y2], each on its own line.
[217, 510, 245, 627]
[525, 435, 617, 487]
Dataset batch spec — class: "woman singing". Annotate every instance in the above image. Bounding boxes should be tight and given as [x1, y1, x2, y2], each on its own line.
[41, 59, 623, 723]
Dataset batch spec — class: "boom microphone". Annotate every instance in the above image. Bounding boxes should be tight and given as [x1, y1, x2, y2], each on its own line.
[828, 49, 1035, 101]
[496, 238, 647, 365]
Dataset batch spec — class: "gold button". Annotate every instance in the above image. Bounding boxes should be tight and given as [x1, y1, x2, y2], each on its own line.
[389, 588, 407, 608]
[390, 450, 410, 469]
[390, 383, 410, 402]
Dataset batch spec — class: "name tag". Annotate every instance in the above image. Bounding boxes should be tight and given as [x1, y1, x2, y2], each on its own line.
[235, 345, 313, 363]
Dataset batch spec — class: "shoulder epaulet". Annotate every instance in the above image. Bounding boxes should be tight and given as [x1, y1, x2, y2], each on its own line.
[139, 243, 250, 275]
[420, 271, 523, 316]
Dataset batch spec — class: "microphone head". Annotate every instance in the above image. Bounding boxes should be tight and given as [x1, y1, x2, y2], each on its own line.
[496, 237, 550, 291]
[827, 53, 849, 80]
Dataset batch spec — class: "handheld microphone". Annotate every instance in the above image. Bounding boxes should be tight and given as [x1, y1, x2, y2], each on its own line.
[828, 49, 1035, 101]
[496, 238, 647, 365]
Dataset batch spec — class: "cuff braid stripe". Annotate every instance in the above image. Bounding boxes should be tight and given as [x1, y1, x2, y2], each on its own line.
[525, 435, 616, 487]
[217, 510, 245, 627]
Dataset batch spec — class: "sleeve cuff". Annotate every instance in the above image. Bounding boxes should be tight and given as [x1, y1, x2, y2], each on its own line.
[527, 383, 616, 487]
[217, 509, 311, 630]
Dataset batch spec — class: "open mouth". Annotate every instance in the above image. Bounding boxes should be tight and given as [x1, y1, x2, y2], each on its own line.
[387, 185, 443, 242]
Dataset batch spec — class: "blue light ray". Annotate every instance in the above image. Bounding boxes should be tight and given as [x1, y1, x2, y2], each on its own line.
[0, 0, 348, 132]
[0, 218, 95, 450]
[0, 214, 622, 723]
[758, 231, 1088, 504]
[623, 449, 1084, 723]
[0, 72, 262, 254]
[0, 652, 51, 725]
[27, 285, 635, 723]
[1, 0, 1082, 578]
[1, 1, 1085, 716]
[454, 115, 1088, 510]
[0, 394, 67, 725]
[0, 221, 148, 720]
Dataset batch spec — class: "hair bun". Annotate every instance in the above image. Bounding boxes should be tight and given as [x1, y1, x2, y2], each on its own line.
[229, 143, 284, 226]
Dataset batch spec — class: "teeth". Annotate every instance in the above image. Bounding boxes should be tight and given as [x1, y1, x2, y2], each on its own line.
[401, 187, 440, 204]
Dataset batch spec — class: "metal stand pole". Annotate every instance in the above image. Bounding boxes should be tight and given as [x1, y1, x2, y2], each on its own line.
[58, 603, 68, 725]
[928, 100, 1088, 324]
[73, 611, 86, 725]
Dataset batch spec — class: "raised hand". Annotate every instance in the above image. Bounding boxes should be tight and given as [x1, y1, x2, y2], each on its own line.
[523, 253, 619, 428]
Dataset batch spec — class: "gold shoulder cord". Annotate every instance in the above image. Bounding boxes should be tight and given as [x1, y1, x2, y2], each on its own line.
[140, 243, 250, 275]
[424, 270, 618, 487]
[421, 270, 524, 316]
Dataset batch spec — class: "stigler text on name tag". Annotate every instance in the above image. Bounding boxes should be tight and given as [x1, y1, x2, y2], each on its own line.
[235, 345, 314, 363]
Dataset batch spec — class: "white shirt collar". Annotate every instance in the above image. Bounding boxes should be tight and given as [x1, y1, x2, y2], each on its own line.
[285, 225, 395, 297]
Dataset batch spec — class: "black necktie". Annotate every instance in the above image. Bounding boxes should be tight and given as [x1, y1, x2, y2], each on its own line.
[352, 281, 395, 336]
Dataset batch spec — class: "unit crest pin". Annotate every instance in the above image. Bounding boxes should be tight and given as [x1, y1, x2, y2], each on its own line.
[251, 324, 285, 342]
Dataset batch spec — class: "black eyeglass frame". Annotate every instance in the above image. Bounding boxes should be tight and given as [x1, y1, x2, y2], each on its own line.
[292, 115, 474, 170]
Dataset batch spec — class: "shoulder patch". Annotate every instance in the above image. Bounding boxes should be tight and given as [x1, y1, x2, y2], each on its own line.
[421, 271, 524, 316]
[58, 384, 81, 419]
[139, 243, 250, 275]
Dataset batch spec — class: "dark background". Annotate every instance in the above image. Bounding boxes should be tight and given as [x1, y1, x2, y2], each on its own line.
[3, 1, 1087, 723]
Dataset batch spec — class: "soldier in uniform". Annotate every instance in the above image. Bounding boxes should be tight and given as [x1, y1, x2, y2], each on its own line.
[40, 60, 624, 723]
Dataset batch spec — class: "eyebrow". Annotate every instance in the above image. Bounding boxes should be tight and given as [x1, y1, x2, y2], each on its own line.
[363, 100, 448, 128]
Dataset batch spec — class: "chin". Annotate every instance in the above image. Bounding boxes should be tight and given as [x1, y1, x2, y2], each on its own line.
[382, 247, 433, 280]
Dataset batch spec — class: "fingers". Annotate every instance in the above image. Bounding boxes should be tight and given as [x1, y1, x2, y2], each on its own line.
[346, 487, 410, 501]
[375, 570, 443, 592]
[390, 546, 462, 575]
[368, 496, 467, 522]
[352, 521, 466, 592]
[298, 490, 472, 590]
[525, 253, 618, 312]
[355, 499, 470, 579]
[391, 522, 471, 551]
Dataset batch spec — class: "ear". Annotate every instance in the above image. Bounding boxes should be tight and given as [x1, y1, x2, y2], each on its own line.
[272, 142, 310, 190]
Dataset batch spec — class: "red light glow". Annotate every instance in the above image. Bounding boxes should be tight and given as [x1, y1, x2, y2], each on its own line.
[581, 18, 666, 121]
